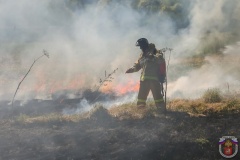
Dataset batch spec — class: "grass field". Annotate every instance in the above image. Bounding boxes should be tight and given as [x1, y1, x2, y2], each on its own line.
[1, 91, 240, 160]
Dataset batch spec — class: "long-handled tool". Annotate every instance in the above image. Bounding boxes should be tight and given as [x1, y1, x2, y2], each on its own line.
[161, 48, 172, 111]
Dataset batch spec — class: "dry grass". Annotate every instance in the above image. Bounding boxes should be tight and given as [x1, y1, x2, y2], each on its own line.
[14, 103, 160, 124]
[15, 105, 112, 124]
[108, 102, 160, 120]
[15, 112, 89, 124]
[14, 94, 240, 124]
[202, 88, 222, 103]
[168, 96, 240, 115]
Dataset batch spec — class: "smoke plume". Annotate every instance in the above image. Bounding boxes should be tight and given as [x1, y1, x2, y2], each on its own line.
[0, 0, 240, 102]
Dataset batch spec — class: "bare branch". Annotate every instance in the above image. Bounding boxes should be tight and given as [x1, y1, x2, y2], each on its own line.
[11, 50, 49, 107]
[93, 68, 118, 102]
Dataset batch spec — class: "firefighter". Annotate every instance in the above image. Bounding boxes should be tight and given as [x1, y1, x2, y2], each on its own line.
[125, 38, 166, 114]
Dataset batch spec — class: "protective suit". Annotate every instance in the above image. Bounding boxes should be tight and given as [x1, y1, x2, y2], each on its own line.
[126, 42, 166, 113]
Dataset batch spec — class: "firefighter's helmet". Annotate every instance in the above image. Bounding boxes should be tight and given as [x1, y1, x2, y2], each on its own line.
[135, 38, 149, 47]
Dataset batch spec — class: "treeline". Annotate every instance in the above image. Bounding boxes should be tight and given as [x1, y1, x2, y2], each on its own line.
[66, 0, 191, 29]
[65, 0, 240, 57]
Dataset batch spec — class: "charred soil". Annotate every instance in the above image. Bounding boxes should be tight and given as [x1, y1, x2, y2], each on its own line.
[0, 100, 240, 160]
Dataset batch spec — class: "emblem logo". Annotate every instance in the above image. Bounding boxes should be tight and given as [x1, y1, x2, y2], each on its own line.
[219, 136, 238, 158]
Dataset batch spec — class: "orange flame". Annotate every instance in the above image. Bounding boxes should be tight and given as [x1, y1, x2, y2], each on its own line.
[48, 75, 86, 94]
[20, 72, 86, 95]
[100, 79, 139, 95]
[115, 80, 139, 95]
[19, 70, 139, 97]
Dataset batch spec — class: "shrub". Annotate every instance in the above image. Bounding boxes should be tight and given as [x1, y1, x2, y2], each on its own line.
[202, 88, 222, 103]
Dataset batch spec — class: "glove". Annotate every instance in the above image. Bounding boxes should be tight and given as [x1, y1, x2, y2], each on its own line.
[148, 53, 154, 58]
[158, 75, 166, 83]
[125, 68, 134, 73]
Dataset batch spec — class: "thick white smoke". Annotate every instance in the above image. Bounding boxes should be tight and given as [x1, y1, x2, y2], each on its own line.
[168, 42, 240, 98]
[0, 0, 240, 102]
[168, 0, 240, 98]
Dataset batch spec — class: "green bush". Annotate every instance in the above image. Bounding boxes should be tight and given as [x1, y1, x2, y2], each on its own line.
[202, 88, 222, 103]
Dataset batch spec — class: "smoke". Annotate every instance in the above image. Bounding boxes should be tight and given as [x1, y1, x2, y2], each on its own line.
[168, 42, 240, 98]
[62, 93, 137, 115]
[168, 0, 240, 98]
[0, 0, 240, 101]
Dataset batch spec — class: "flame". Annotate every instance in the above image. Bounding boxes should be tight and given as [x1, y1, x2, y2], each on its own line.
[100, 83, 114, 94]
[16, 69, 139, 98]
[100, 79, 139, 95]
[50, 75, 85, 92]
[20, 72, 86, 95]
[48, 75, 86, 94]
[115, 80, 139, 95]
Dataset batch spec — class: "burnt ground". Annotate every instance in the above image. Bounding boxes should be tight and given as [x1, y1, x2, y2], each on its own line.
[0, 100, 240, 160]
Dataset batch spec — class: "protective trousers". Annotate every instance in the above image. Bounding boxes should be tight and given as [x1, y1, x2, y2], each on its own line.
[137, 80, 165, 112]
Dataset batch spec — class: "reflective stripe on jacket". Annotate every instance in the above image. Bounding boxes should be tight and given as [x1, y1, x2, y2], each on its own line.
[131, 43, 165, 81]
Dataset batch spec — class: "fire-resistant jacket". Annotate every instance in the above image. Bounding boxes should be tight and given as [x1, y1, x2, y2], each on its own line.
[129, 43, 165, 81]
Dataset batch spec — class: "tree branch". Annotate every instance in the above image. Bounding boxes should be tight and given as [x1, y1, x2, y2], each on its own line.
[11, 50, 49, 107]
